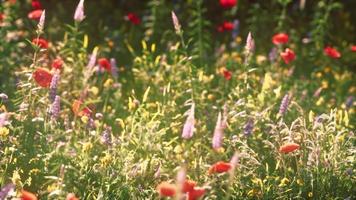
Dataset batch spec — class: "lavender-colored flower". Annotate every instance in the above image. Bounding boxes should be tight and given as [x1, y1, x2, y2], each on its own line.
[0, 113, 9, 127]
[269, 47, 278, 63]
[74, 0, 85, 22]
[230, 152, 239, 167]
[101, 127, 112, 146]
[0, 93, 8, 101]
[49, 72, 60, 102]
[243, 118, 254, 136]
[182, 103, 195, 139]
[279, 94, 290, 116]
[37, 10, 45, 31]
[232, 19, 239, 39]
[345, 96, 354, 110]
[212, 112, 225, 150]
[245, 32, 255, 55]
[49, 95, 60, 120]
[110, 58, 118, 80]
[171, 11, 181, 34]
[313, 87, 322, 98]
[87, 50, 97, 68]
[0, 183, 15, 199]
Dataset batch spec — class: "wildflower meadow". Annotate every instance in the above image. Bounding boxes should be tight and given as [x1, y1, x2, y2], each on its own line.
[0, 0, 355, 199]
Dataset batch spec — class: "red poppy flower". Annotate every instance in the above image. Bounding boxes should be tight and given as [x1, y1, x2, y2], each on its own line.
[208, 161, 232, 174]
[0, 13, 4, 23]
[98, 58, 111, 72]
[28, 9, 43, 20]
[222, 21, 234, 31]
[351, 45, 356, 52]
[272, 33, 289, 45]
[279, 142, 300, 153]
[33, 67, 53, 88]
[324, 46, 341, 59]
[126, 13, 141, 25]
[223, 69, 232, 80]
[220, 0, 237, 9]
[280, 48, 296, 64]
[31, 0, 42, 9]
[32, 38, 48, 49]
[72, 100, 93, 117]
[187, 187, 206, 200]
[183, 180, 197, 193]
[21, 190, 38, 200]
[52, 58, 63, 70]
[156, 182, 176, 197]
[66, 193, 79, 200]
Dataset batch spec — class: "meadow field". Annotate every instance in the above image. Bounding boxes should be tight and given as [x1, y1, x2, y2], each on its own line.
[0, 0, 355, 199]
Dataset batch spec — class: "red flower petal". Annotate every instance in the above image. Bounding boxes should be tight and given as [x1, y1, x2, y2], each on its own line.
[51, 58, 63, 70]
[98, 58, 111, 72]
[208, 161, 232, 174]
[220, 0, 237, 9]
[21, 190, 38, 200]
[324, 46, 341, 59]
[33, 67, 53, 88]
[72, 100, 93, 117]
[28, 9, 43, 20]
[32, 38, 48, 49]
[272, 33, 289, 45]
[279, 142, 300, 153]
[31, 0, 42, 9]
[280, 48, 296, 64]
[188, 187, 206, 200]
[127, 13, 141, 25]
[223, 69, 232, 80]
[66, 193, 79, 200]
[156, 182, 176, 197]
[183, 180, 197, 193]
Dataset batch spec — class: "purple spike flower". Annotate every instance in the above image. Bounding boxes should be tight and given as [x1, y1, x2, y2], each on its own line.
[101, 127, 112, 146]
[182, 103, 195, 139]
[212, 112, 225, 150]
[110, 58, 118, 80]
[345, 96, 354, 110]
[232, 19, 239, 39]
[0, 183, 15, 199]
[49, 72, 60, 102]
[243, 118, 254, 136]
[49, 95, 60, 120]
[279, 94, 290, 115]
[269, 47, 278, 63]
[74, 0, 85, 22]
[87, 50, 97, 68]
[0, 113, 9, 127]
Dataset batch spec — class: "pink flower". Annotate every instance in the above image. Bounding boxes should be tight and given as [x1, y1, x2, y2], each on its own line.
[182, 103, 195, 139]
[28, 9, 43, 20]
[212, 112, 225, 150]
[74, 0, 85, 22]
[220, 0, 237, 9]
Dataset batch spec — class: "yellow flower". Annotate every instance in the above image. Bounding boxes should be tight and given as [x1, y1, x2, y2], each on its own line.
[82, 142, 93, 153]
[278, 177, 289, 187]
[104, 78, 114, 88]
[100, 154, 113, 167]
[90, 86, 99, 95]
[81, 116, 89, 124]
[0, 127, 9, 141]
[308, 192, 313, 198]
[297, 179, 304, 186]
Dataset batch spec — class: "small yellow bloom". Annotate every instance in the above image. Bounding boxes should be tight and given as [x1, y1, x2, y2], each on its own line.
[0, 127, 9, 141]
[82, 142, 93, 153]
[81, 116, 89, 124]
[90, 86, 99, 95]
[104, 78, 114, 88]
[308, 192, 313, 198]
[297, 179, 304, 186]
